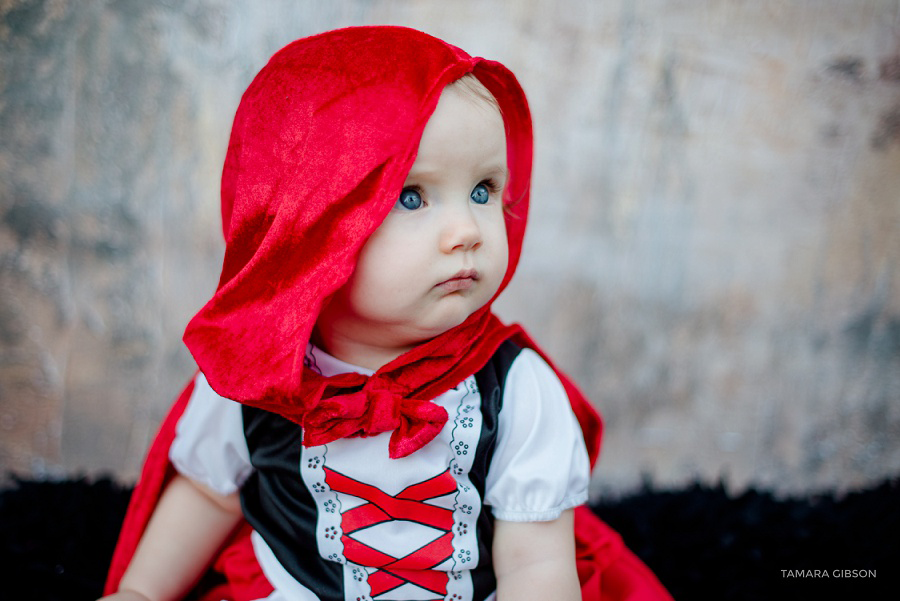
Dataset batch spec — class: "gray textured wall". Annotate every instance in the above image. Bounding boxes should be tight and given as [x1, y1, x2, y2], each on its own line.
[1, 0, 898, 496]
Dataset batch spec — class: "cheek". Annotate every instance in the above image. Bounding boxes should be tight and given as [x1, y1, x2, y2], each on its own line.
[479, 217, 510, 297]
[348, 246, 392, 300]
[347, 230, 417, 300]
[489, 217, 510, 272]
[493, 243, 510, 290]
[498, 241, 510, 275]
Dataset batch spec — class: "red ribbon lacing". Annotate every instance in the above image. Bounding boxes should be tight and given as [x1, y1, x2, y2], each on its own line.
[325, 467, 456, 597]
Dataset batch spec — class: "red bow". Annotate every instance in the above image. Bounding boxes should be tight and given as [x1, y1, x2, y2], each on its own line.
[301, 374, 449, 459]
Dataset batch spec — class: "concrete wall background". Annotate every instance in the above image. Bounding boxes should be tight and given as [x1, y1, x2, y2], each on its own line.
[1, 0, 898, 496]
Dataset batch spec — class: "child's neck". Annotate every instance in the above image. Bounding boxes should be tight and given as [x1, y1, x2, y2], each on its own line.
[312, 328, 417, 372]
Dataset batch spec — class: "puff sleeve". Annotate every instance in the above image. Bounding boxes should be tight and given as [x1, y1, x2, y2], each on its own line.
[168, 373, 254, 496]
[483, 349, 591, 522]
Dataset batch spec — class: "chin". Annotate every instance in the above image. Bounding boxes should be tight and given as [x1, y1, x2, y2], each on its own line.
[429, 304, 484, 335]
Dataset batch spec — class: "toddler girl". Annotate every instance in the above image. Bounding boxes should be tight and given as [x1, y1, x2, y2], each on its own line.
[101, 26, 671, 601]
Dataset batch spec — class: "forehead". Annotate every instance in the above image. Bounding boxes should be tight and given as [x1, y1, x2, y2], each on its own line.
[408, 82, 507, 177]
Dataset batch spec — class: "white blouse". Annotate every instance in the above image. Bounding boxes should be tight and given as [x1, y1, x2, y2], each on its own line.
[170, 346, 590, 522]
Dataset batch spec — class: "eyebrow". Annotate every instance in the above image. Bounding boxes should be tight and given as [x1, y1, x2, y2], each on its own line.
[484, 165, 510, 182]
[405, 163, 510, 182]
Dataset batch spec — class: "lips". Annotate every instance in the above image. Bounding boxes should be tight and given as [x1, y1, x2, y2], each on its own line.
[436, 268, 479, 292]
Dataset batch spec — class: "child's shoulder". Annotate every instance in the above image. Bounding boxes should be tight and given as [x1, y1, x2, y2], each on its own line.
[476, 340, 567, 408]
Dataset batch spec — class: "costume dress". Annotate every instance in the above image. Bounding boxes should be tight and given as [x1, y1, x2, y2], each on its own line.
[169, 341, 589, 601]
[104, 26, 673, 601]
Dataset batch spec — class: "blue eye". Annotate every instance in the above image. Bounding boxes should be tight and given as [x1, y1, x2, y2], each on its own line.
[396, 188, 423, 210]
[470, 183, 490, 205]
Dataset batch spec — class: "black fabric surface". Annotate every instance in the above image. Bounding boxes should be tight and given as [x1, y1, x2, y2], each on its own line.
[1, 475, 896, 599]
[591, 479, 898, 598]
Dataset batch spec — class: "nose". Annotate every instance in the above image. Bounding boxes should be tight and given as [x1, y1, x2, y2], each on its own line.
[440, 202, 482, 253]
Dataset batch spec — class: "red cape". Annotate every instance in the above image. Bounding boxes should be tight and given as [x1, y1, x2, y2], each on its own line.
[105, 26, 671, 600]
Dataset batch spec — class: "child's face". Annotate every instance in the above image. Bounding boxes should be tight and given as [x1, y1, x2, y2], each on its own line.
[317, 81, 509, 363]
